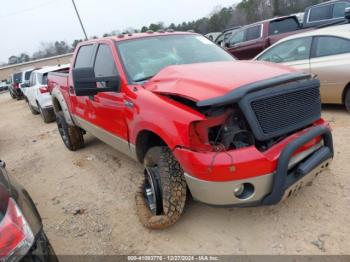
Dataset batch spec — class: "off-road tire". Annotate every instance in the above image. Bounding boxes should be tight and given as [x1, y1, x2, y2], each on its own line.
[345, 88, 350, 113]
[55, 111, 84, 151]
[27, 100, 39, 115]
[38, 104, 55, 123]
[135, 147, 187, 229]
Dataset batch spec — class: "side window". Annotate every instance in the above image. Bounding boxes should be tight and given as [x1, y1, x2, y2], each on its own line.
[333, 2, 350, 18]
[269, 18, 300, 35]
[24, 70, 33, 81]
[94, 44, 118, 77]
[229, 30, 245, 45]
[309, 4, 332, 22]
[245, 25, 262, 41]
[74, 45, 94, 68]
[257, 37, 312, 63]
[314, 36, 350, 57]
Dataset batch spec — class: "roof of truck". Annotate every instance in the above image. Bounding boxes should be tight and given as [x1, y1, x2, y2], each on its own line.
[243, 15, 299, 28]
[82, 31, 196, 45]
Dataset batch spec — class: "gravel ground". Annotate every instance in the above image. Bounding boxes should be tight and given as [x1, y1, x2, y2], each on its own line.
[0, 91, 349, 255]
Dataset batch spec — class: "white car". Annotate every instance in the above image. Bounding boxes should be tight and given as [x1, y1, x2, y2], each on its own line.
[254, 23, 350, 110]
[26, 64, 70, 123]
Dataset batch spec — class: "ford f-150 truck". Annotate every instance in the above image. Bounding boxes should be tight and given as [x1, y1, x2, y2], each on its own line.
[48, 31, 334, 229]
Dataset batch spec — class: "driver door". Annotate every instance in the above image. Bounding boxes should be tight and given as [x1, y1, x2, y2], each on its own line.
[88, 43, 128, 141]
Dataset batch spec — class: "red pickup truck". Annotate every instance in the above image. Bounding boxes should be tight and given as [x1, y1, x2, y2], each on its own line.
[225, 16, 312, 60]
[48, 31, 333, 229]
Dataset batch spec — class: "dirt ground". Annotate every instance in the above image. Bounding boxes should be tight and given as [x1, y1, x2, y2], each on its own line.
[0, 91, 349, 255]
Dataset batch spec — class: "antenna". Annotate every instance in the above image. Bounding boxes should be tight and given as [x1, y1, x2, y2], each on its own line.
[71, 0, 88, 40]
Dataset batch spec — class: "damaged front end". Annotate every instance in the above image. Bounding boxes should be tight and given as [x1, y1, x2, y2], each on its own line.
[169, 72, 333, 206]
[171, 72, 322, 154]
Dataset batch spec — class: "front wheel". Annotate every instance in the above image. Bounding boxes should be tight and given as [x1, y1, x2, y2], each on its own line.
[55, 112, 84, 151]
[135, 147, 187, 229]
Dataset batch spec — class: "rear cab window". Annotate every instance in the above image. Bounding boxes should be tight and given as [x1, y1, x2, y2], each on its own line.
[269, 17, 300, 35]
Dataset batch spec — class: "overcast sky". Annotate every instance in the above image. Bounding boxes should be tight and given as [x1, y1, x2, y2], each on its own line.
[0, 0, 239, 63]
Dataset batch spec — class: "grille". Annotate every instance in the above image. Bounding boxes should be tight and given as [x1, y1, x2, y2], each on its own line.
[244, 84, 321, 140]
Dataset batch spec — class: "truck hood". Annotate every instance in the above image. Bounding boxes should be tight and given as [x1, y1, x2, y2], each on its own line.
[145, 61, 299, 102]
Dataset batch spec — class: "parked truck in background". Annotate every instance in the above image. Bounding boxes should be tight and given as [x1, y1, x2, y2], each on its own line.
[49, 31, 333, 229]
[303, 0, 350, 28]
[9, 68, 34, 100]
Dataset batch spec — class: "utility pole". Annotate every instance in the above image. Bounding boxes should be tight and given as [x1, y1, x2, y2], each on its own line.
[71, 0, 88, 40]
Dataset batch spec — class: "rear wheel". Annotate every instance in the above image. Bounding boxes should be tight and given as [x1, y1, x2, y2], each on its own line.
[345, 88, 350, 113]
[135, 146, 187, 229]
[27, 100, 39, 115]
[38, 104, 55, 123]
[9, 91, 16, 99]
[55, 112, 84, 151]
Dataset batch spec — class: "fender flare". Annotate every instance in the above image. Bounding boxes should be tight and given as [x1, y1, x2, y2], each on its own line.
[51, 86, 74, 126]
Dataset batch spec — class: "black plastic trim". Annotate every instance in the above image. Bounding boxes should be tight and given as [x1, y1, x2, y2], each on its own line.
[238, 78, 321, 141]
[196, 72, 311, 108]
[262, 125, 333, 205]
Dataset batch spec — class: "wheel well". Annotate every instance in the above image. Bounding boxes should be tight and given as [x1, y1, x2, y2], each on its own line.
[342, 82, 350, 104]
[136, 130, 166, 163]
[52, 97, 62, 112]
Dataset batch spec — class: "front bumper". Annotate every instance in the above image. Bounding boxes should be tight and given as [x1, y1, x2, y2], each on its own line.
[177, 125, 333, 206]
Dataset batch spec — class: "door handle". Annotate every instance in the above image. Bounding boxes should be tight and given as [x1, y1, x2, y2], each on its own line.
[69, 86, 74, 93]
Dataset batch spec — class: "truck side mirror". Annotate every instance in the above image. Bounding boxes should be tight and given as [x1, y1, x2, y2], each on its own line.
[72, 67, 120, 96]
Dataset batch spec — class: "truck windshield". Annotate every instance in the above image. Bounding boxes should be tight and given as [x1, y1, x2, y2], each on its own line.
[117, 34, 235, 83]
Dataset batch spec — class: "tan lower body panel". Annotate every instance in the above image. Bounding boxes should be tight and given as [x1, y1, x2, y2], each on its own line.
[73, 115, 138, 162]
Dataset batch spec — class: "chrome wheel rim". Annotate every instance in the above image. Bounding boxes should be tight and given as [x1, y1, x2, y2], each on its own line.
[143, 167, 162, 215]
